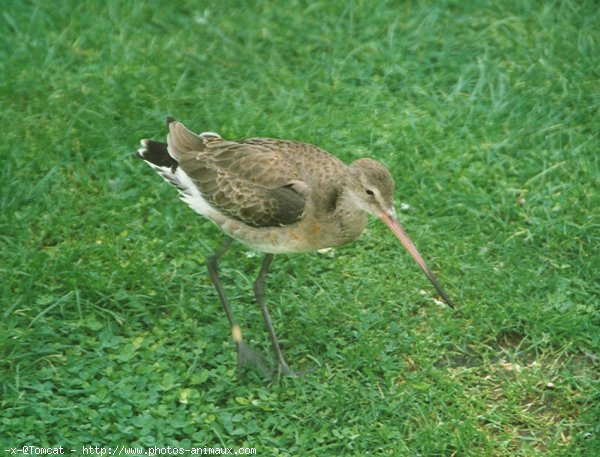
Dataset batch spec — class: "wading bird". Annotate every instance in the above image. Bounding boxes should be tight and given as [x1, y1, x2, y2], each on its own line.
[137, 117, 454, 376]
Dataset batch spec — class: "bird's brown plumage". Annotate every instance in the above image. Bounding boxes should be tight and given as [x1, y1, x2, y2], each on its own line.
[136, 117, 454, 376]
[140, 119, 390, 253]
[166, 121, 356, 229]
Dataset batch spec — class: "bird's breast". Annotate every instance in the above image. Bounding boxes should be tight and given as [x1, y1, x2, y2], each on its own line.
[211, 212, 365, 254]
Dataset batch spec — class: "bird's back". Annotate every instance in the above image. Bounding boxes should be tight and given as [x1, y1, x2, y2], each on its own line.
[138, 119, 365, 253]
[166, 121, 348, 223]
[237, 138, 348, 214]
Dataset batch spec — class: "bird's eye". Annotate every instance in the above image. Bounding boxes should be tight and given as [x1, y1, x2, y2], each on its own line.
[365, 189, 374, 196]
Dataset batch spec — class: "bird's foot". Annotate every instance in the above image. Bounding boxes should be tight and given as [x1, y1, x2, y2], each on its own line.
[274, 360, 316, 378]
[237, 342, 316, 379]
[236, 341, 270, 377]
[278, 360, 292, 377]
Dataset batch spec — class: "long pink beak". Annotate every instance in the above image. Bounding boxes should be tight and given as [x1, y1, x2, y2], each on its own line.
[380, 211, 454, 308]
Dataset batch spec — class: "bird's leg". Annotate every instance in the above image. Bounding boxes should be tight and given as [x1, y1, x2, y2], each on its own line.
[253, 254, 292, 377]
[206, 239, 268, 375]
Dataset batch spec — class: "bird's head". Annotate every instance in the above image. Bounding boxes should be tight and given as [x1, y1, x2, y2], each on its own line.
[347, 158, 396, 218]
[347, 158, 454, 308]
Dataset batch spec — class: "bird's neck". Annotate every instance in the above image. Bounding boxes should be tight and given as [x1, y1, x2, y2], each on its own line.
[333, 187, 369, 240]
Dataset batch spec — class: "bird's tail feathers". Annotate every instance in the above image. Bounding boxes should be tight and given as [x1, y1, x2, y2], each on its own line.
[137, 139, 177, 169]
[166, 117, 222, 161]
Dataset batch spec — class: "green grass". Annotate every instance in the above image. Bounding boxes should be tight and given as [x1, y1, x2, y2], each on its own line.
[1, 0, 598, 455]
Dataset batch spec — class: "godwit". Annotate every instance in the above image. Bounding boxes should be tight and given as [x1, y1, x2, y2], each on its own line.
[137, 117, 454, 376]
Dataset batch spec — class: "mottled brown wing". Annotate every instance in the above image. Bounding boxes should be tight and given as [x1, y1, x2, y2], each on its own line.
[177, 140, 309, 227]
